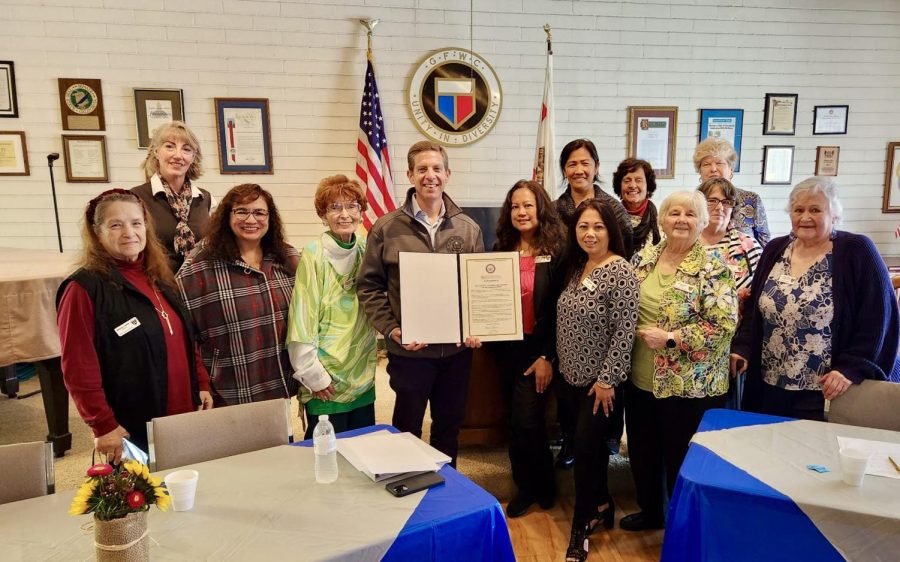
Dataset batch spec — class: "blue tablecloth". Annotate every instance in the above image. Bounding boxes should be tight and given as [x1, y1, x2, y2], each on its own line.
[296, 424, 515, 562]
[661, 409, 844, 562]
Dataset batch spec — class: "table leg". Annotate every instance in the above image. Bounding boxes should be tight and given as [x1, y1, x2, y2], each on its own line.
[0, 365, 19, 398]
[35, 358, 71, 457]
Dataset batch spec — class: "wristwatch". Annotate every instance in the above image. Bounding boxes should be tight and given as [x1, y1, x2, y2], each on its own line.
[665, 332, 677, 349]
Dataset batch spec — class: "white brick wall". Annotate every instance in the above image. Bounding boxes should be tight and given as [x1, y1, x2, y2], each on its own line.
[1, 0, 899, 251]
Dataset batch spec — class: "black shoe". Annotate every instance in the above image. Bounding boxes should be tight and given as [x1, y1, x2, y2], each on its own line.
[538, 492, 556, 510]
[565, 523, 590, 562]
[619, 511, 665, 531]
[556, 440, 575, 469]
[587, 497, 616, 532]
[505, 494, 537, 518]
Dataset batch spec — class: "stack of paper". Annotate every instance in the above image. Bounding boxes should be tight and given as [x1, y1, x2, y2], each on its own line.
[336, 431, 450, 482]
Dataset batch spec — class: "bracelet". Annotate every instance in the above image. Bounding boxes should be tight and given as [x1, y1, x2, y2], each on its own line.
[595, 381, 613, 389]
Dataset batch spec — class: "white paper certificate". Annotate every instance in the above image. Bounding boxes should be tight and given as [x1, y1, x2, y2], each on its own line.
[460, 252, 522, 342]
[399, 252, 523, 344]
[68, 139, 105, 178]
[145, 99, 173, 139]
[222, 107, 266, 165]
[636, 117, 670, 170]
[399, 253, 461, 344]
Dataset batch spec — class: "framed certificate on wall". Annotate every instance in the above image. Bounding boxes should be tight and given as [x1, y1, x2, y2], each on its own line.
[699, 109, 744, 172]
[627, 106, 678, 179]
[214, 98, 273, 174]
[62, 135, 109, 182]
[134, 88, 184, 148]
[763, 93, 797, 136]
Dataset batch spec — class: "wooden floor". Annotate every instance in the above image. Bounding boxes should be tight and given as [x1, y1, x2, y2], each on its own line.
[504, 487, 664, 561]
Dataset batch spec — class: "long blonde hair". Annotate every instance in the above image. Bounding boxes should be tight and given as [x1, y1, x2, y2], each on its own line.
[79, 189, 176, 290]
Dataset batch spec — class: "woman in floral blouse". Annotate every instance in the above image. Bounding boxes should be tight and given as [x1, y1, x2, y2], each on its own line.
[731, 177, 900, 421]
[556, 199, 638, 562]
[621, 191, 737, 532]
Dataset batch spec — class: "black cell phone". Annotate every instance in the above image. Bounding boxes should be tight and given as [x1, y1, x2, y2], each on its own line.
[386, 472, 445, 497]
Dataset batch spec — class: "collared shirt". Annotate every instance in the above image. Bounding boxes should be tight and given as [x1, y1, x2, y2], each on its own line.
[411, 193, 446, 247]
[150, 173, 218, 212]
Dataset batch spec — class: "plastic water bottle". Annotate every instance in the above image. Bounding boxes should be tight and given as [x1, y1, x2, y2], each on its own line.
[313, 415, 338, 484]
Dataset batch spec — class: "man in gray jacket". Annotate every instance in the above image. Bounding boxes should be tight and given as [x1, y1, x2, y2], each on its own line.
[357, 140, 484, 466]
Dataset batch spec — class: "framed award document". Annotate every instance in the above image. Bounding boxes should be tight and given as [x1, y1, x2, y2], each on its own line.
[62, 135, 109, 182]
[214, 97, 273, 174]
[813, 105, 848, 135]
[814, 146, 840, 176]
[761, 145, 794, 185]
[882, 142, 900, 213]
[58, 78, 106, 131]
[763, 93, 797, 135]
[399, 251, 523, 344]
[134, 88, 184, 148]
[627, 106, 678, 179]
[699, 109, 744, 172]
[0, 131, 28, 175]
[0, 61, 18, 118]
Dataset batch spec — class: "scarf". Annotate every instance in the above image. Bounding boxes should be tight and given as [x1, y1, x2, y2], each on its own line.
[161, 178, 196, 258]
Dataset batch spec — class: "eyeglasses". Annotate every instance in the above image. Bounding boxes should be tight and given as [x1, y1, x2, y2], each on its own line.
[232, 208, 270, 220]
[326, 202, 362, 215]
[706, 198, 735, 209]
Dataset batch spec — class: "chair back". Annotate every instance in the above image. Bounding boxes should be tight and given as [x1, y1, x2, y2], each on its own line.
[0, 441, 54, 504]
[828, 380, 900, 431]
[147, 399, 293, 471]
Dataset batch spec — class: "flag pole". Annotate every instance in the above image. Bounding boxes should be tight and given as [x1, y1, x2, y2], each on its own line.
[544, 23, 552, 55]
[359, 18, 380, 56]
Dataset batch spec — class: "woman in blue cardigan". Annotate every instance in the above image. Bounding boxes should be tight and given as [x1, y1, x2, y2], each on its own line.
[731, 177, 900, 420]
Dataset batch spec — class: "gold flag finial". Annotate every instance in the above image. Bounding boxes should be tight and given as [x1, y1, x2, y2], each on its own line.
[360, 19, 380, 53]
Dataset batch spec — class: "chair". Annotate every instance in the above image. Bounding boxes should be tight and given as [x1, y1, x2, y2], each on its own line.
[827, 380, 900, 431]
[0, 441, 54, 505]
[147, 399, 293, 471]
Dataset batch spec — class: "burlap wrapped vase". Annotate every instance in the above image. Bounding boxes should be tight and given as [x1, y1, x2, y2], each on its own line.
[93, 511, 149, 561]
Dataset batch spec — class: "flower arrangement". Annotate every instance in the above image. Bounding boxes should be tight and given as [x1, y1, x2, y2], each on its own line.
[69, 461, 170, 521]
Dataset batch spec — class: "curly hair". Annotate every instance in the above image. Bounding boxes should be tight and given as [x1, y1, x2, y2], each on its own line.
[564, 199, 628, 286]
[495, 180, 566, 257]
[693, 138, 737, 173]
[79, 189, 176, 290]
[198, 184, 292, 266]
[612, 158, 657, 200]
[141, 121, 204, 182]
[313, 175, 367, 218]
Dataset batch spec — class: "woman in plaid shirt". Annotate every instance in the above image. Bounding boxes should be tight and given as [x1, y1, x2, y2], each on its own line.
[177, 184, 299, 406]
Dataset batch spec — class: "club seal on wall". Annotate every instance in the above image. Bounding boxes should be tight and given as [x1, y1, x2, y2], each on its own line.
[408, 48, 502, 146]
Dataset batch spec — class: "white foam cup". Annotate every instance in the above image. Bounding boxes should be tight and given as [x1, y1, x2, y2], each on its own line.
[164, 469, 199, 511]
[838, 448, 870, 486]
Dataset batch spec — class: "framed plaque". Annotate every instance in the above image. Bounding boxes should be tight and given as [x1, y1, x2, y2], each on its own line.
[0, 61, 18, 118]
[763, 93, 797, 136]
[761, 145, 794, 185]
[883, 142, 900, 213]
[627, 106, 678, 179]
[699, 108, 744, 172]
[134, 88, 185, 148]
[813, 105, 848, 135]
[62, 134, 109, 182]
[214, 98, 273, 174]
[0, 131, 29, 175]
[814, 146, 840, 176]
[58, 78, 106, 131]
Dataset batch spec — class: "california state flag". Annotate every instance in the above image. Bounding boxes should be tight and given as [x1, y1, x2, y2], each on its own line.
[532, 42, 558, 197]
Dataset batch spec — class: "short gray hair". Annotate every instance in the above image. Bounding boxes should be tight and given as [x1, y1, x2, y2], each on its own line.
[658, 190, 710, 231]
[693, 138, 737, 173]
[787, 177, 843, 225]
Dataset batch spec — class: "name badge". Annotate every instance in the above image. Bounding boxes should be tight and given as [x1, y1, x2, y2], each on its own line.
[114, 317, 141, 337]
[535, 255, 552, 264]
[581, 277, 597, 291]
[778, 274, 795, 285]
[674, 281, 693, 293]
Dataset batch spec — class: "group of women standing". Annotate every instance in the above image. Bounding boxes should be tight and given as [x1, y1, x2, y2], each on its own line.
[58, 122, 379, 465]
[495, 137, 899, 562]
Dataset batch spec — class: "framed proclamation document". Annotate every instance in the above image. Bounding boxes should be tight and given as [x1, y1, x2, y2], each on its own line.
[0, 131, 29, 175]
[134, 88, 184, 148]
[214, 97, 273, 174]
[763, 93, 797, 135]
[699, 109, 744, 172]
[399, 251, 523, 344]
[627, 106, 678, 179]
[62, 135, 109, 182]
[0, 61, 18, 118]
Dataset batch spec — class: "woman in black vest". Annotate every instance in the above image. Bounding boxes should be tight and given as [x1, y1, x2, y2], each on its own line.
[57, 189, 213, 463]
[131, 121, 215, 272]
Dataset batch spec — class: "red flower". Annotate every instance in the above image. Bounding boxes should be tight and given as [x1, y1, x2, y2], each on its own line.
[87, 464, 114, 477]
[127, 490, 146, 509]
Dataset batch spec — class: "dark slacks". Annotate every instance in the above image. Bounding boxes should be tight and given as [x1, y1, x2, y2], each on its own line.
[557, 378, 615, 524]
[625, 383, 725, 522]
[303, 402, 376, 440]
[386, 350, 472, 466]
[757, 382, 825, 421]
[497, 337, 555, 501]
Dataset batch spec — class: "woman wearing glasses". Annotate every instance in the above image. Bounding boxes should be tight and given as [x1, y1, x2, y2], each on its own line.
[698, 178, 762, 294]
[176, 184, 299, 406]
[287, 175, 377, 438]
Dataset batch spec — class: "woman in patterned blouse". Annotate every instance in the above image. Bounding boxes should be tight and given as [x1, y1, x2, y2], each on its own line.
[621, 191, 737, 532]
[286, 176, 377, 438]
[697, 177, 762, 411]
[731, 177, 900, 421]
[177, 184, 299, 406]
[556, 200, 638, 562]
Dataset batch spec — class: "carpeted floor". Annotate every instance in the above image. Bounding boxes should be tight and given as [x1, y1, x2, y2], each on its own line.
[0, 360, 634, 504]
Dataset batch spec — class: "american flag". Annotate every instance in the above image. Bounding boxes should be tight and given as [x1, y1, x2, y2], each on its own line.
[356, 55, 396, 230]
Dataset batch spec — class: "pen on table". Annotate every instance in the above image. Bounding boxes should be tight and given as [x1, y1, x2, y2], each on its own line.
[889, 456, 900, 473]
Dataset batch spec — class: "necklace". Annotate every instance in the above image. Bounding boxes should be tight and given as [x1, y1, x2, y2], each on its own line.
[151, 287, 174, 336]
